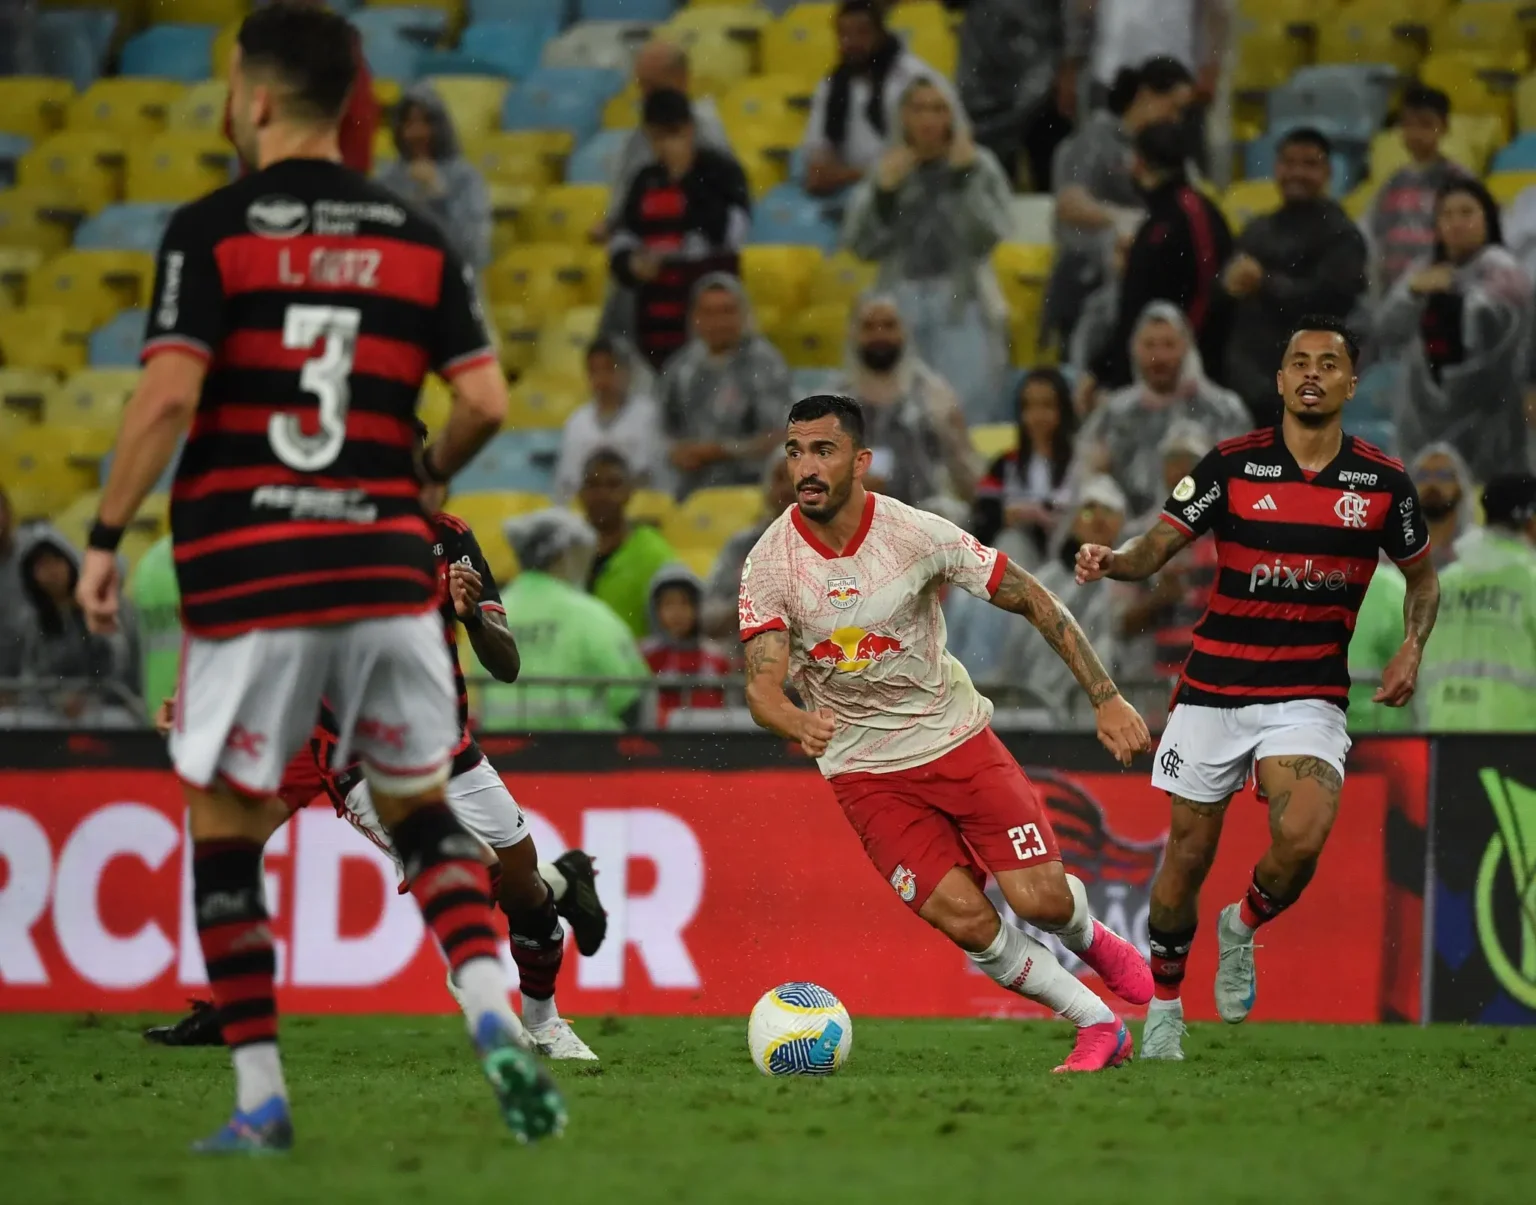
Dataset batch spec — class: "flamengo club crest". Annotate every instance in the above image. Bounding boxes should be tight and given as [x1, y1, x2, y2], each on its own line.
[1334, 491, 1370, 529]
[827, 576, 860, 610]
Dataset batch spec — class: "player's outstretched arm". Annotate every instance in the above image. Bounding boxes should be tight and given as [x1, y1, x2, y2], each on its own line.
[743, 630, 835, 757]
[989, 559, 1151, 764]
[1375, 552, 1440, 707]
[468, 609, 521, 683]
[1075, 517, 1192, 584]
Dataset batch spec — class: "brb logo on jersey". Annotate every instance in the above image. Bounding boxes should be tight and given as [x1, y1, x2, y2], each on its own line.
[1248, 557, 1350, 593]
[826, 576, 860, 610]
[808, 626, 904, 672]
[1334, 491, 1370, 529]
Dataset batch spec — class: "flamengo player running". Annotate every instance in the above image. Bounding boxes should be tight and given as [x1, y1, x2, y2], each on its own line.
[73, 5, 562, 1148]
[1075, 316, 1441, 1059]
[740, 395, 1156, 1073]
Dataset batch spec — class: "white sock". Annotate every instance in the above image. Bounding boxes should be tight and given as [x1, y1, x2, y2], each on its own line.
[453, 956, 521, 1041]
[539, 860, 569, 902]
[969, 921, 1115, 1028]
[231, 1042, 288, 1113]
[1047, 873, 1096, 954]
[522, 993, 559, 1028]
[1230, 907, 1257, 940]
[1148, 995, 1183, 1013]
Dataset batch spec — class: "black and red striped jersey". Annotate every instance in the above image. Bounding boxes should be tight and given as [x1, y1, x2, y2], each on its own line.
[432, 512, 502, 776]
[1158, 426, 1430, 710]
[143, 158, 496, 638]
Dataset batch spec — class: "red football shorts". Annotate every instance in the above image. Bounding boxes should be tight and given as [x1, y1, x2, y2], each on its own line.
[275, 748, 327, 814]
[828, 728, 1061, 912]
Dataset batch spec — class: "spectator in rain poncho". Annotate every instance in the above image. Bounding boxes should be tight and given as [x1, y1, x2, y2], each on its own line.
[826, 293, 979, 509]
[375, 83, 492, 272]
[658, 273, 794, 497]
[841, 77, 1013, 422]
[1372, 178, 1533, 482]
[1074, 302, 1251, 519]
[1407, 442, 1479, 571]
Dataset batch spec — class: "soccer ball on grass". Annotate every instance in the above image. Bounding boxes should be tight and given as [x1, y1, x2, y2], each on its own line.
[747, 982, 852, 1076]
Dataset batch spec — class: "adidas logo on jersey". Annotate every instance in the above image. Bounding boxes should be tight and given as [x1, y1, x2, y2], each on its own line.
[1251, 495, 1278, 511]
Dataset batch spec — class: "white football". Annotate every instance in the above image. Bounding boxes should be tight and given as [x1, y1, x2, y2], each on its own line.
[747, 982, 852, 1076]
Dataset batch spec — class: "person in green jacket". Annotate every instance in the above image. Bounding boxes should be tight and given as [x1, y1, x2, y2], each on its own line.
[127, 532, 181, 725]
[1347, 560, 1413, 733]
[477, 508, 652, 731]
[1418, 474, 1536, 731]
[578, 448, 676, 638]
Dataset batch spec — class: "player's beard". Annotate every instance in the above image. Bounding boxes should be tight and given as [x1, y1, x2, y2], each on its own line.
[796, 473, 850, 523]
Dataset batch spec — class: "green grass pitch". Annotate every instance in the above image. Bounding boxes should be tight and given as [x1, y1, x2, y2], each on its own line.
[4, 1015, 1534, 1205]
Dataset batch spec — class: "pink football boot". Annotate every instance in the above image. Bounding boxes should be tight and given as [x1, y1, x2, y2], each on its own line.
[1053, 1019, 1134, 1073]
[1077, 921, 1154, 1005]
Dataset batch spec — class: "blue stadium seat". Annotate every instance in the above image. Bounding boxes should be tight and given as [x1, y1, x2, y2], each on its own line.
[1242, 132, 1360, 196]
[1350, 363, 1400, 424]
[89, 309, 148, 368]
[502, 67, 623, 141]
[1267, 74, 1379, 145]
[456, 429, 564, 493]
[1287, 64, 1396, 124]
[0, 134, 32, 188]
[578, 0, 674, 22]
[1493, 134, 1536, 173]
[792, 367, 841, 396]
[350, 7, 451, 42]
[120, 24, 218, 83]
[749, 185, 838, 253]
[360, 36, 421, 81]
[471, 0, 569, 23]
[1350, 418, 1397, 456]
[565, 128, 631, 183]
[74, 203, 178, 253]
[37, 10, 114, 90]
[458, 19, 563, 79]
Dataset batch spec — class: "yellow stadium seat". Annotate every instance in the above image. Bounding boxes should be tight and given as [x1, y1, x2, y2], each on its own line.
[809, 251, 875, 307]
[725, 107, 806, 160]
[373, 78, 403, 111]
[445, 491, 551, 584]
[469, 131, 570, 187]
[969, 422, 1016, 461]
[1234, 0, 1339, 28]
[0, 367, 57, 408]
[0, 247, 45, 306]
[1342, 181, 1378, 221]
[213, 20, 241, 80]
[372, 127, 397, 166]
[603, 84, 641, 131]
[1315, 21, 1422, 75]
[0, 76, 74, 139]
[419, 374, 452, 436]
[664, 486, 762, 550]
[488, 181, 538, 256]
[627, 488, 677, 527]
[0, 305, 90, 373]
[719, 74, 813, 131]
[526, 184, 610, 245]
[29, 250, 156, 328]
[888, 8, 957, 77]
[126, 131, 237, 202]
[775, 301, 848, 368]
[505, 373, 582, 429]
[51, 490, 101, 551]
[67, 79, 185, 139]
[1487, 171, 1536, 205]
[740, 149, 789, 197]
[423, 76, 509, 141]
[51, 368, 140, 430]
[535, 306, 601, 378]
[670, 28, 755, 96]
[167, 80, 231, 132]
[151, 0, 249, 22]
[763, 4, 838, 80]
[1222, 179, 1282, 230]
[487, 304, 540, 375]
[992, 243, 1053, 314]
[1433, 3, 1528, 69]
[667, 5, 773, 35]
[2, 425, 100, 518]
[1231, 29, 1305, 96]
[1452, 113, 1508, 166]
[18, 130, 125, 213]
[1517, 71, 1536, 133]
[740, 244, 822, 313]
[486, 243, 597, 311]
[1418, 53, 1510, 122]
[0, 188, 78, 255]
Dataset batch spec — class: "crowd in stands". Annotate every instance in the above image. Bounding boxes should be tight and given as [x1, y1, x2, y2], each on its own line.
[3, 0, 1536, 735]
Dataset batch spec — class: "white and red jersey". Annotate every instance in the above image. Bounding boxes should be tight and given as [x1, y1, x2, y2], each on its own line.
[739, 492, 1007, 778]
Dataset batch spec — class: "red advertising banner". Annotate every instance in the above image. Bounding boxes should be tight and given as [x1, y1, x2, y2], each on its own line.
[0, 763, 1397, 1021]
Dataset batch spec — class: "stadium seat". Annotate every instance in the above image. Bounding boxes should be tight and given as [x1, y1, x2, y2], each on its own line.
[578, 0, 676, 22]
[67, 78, 185, 139]
[1221, 179, 1282, 230]
[774, 301, 849, 367]
[49, 368, 140, 430]
[1433, 3, 1527, 70]
[471, 129, 573, 185]
[351, 7, 452, 43]
[164, 79, 229, 132]
[740, 243, 822, 312]
[540, 20, 654, 72]
[470, 0, 566, 23]
[502, 67, 624, 143]
[809, 251, 876, 308]
[458, 19, 562, 79]
[126, 131, 237, 202]
[88, 309, 148, 369]
[73, 202, 178, 253]
[1494, 133, 1536, 172]
[1266, 81, 1378, 147]
[627, 488, 677, 528]
[663, 486, 762, 549]
[0, 367, 56, 414]
[1418, 54, 1509, 123]
[422, 75, 510, 139]
[149, 0, 248, 22]
[2, 426, 101, 519]
[969, 422, 1015, 461]
[748, 184, 838, 252]
[505, 372, 583, 428]
[1350, 362, 1401, 424]
[0, 77, 76, 139]
[447, 491, 551, 583]
[0, 187, 79, 255]
[666, 5, 773, 36]
[487, 303, 541, 374]
[564, 128, 632, 184]
[526, 183, 610, 243]
[1230, 28, 1303, 99]
[719, 74, 812, 131]
[30, 250, 155, 328]
[762, 4, 838, 80]
[887, 2, 957, 77]
[0, 133, 31, 186]
[18, 130, 125, 213]
[487, 181, 538, 256]
[790, 367, 840, 397]
[664, 27, 755, 96]
[534, 305, 601, 377]
[36, 9, 114, 91]
[454, 428, 563, 494]
[1313, 20, 1420, 76]
[487, 241, 601, 310]
[1487, 170, 1536, 205]
[120, 24, 219, 83]
[0, 248, 45, 306]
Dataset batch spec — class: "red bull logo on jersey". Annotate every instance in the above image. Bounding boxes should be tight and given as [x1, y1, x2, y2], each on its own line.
[807, 626, 905, 673]
[826, 576, 861, 610]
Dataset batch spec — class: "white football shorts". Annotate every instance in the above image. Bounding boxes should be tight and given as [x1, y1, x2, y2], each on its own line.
[170, 610, 457, 798]
[1149, 699, 1351, 803]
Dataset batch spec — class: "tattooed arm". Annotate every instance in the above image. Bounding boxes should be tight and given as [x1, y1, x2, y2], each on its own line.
[1375, 552, 1440, 707]
[989, 558, 1121, 705]
[1076, 518, 1193, 584]
[743, 629, 835, 756]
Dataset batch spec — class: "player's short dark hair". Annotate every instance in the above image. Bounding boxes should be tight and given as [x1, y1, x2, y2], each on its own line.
[1401, 83, 1451, 121]
[1287, 314, 1360, 366]
[1482, 474, 1536, 528]
[787, 394, 866, 447]
[837, 0, 886, 27]
[1134, 120, 1189, 175]
[642, 88, 692, 130]
[583, 447, 631, 480]
[1137, 56, 1194, 96]
[1279, 126, 1333, 158]
[237, 2, 357, 123]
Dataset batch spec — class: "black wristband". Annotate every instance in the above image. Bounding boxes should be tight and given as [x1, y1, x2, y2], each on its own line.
[88, 521, 125, 552]
[459, 605, 483, 632]
[419, 443, 451, 485]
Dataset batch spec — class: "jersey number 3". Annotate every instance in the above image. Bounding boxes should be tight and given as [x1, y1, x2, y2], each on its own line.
[269, 303, 362, 471]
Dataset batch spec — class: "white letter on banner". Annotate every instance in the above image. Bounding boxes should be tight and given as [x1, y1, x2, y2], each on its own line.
[578, 809, 703, 991]
[54, 804, 177, 990]
[0, 807, 53, 985]
[291, 809, 423, 987]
